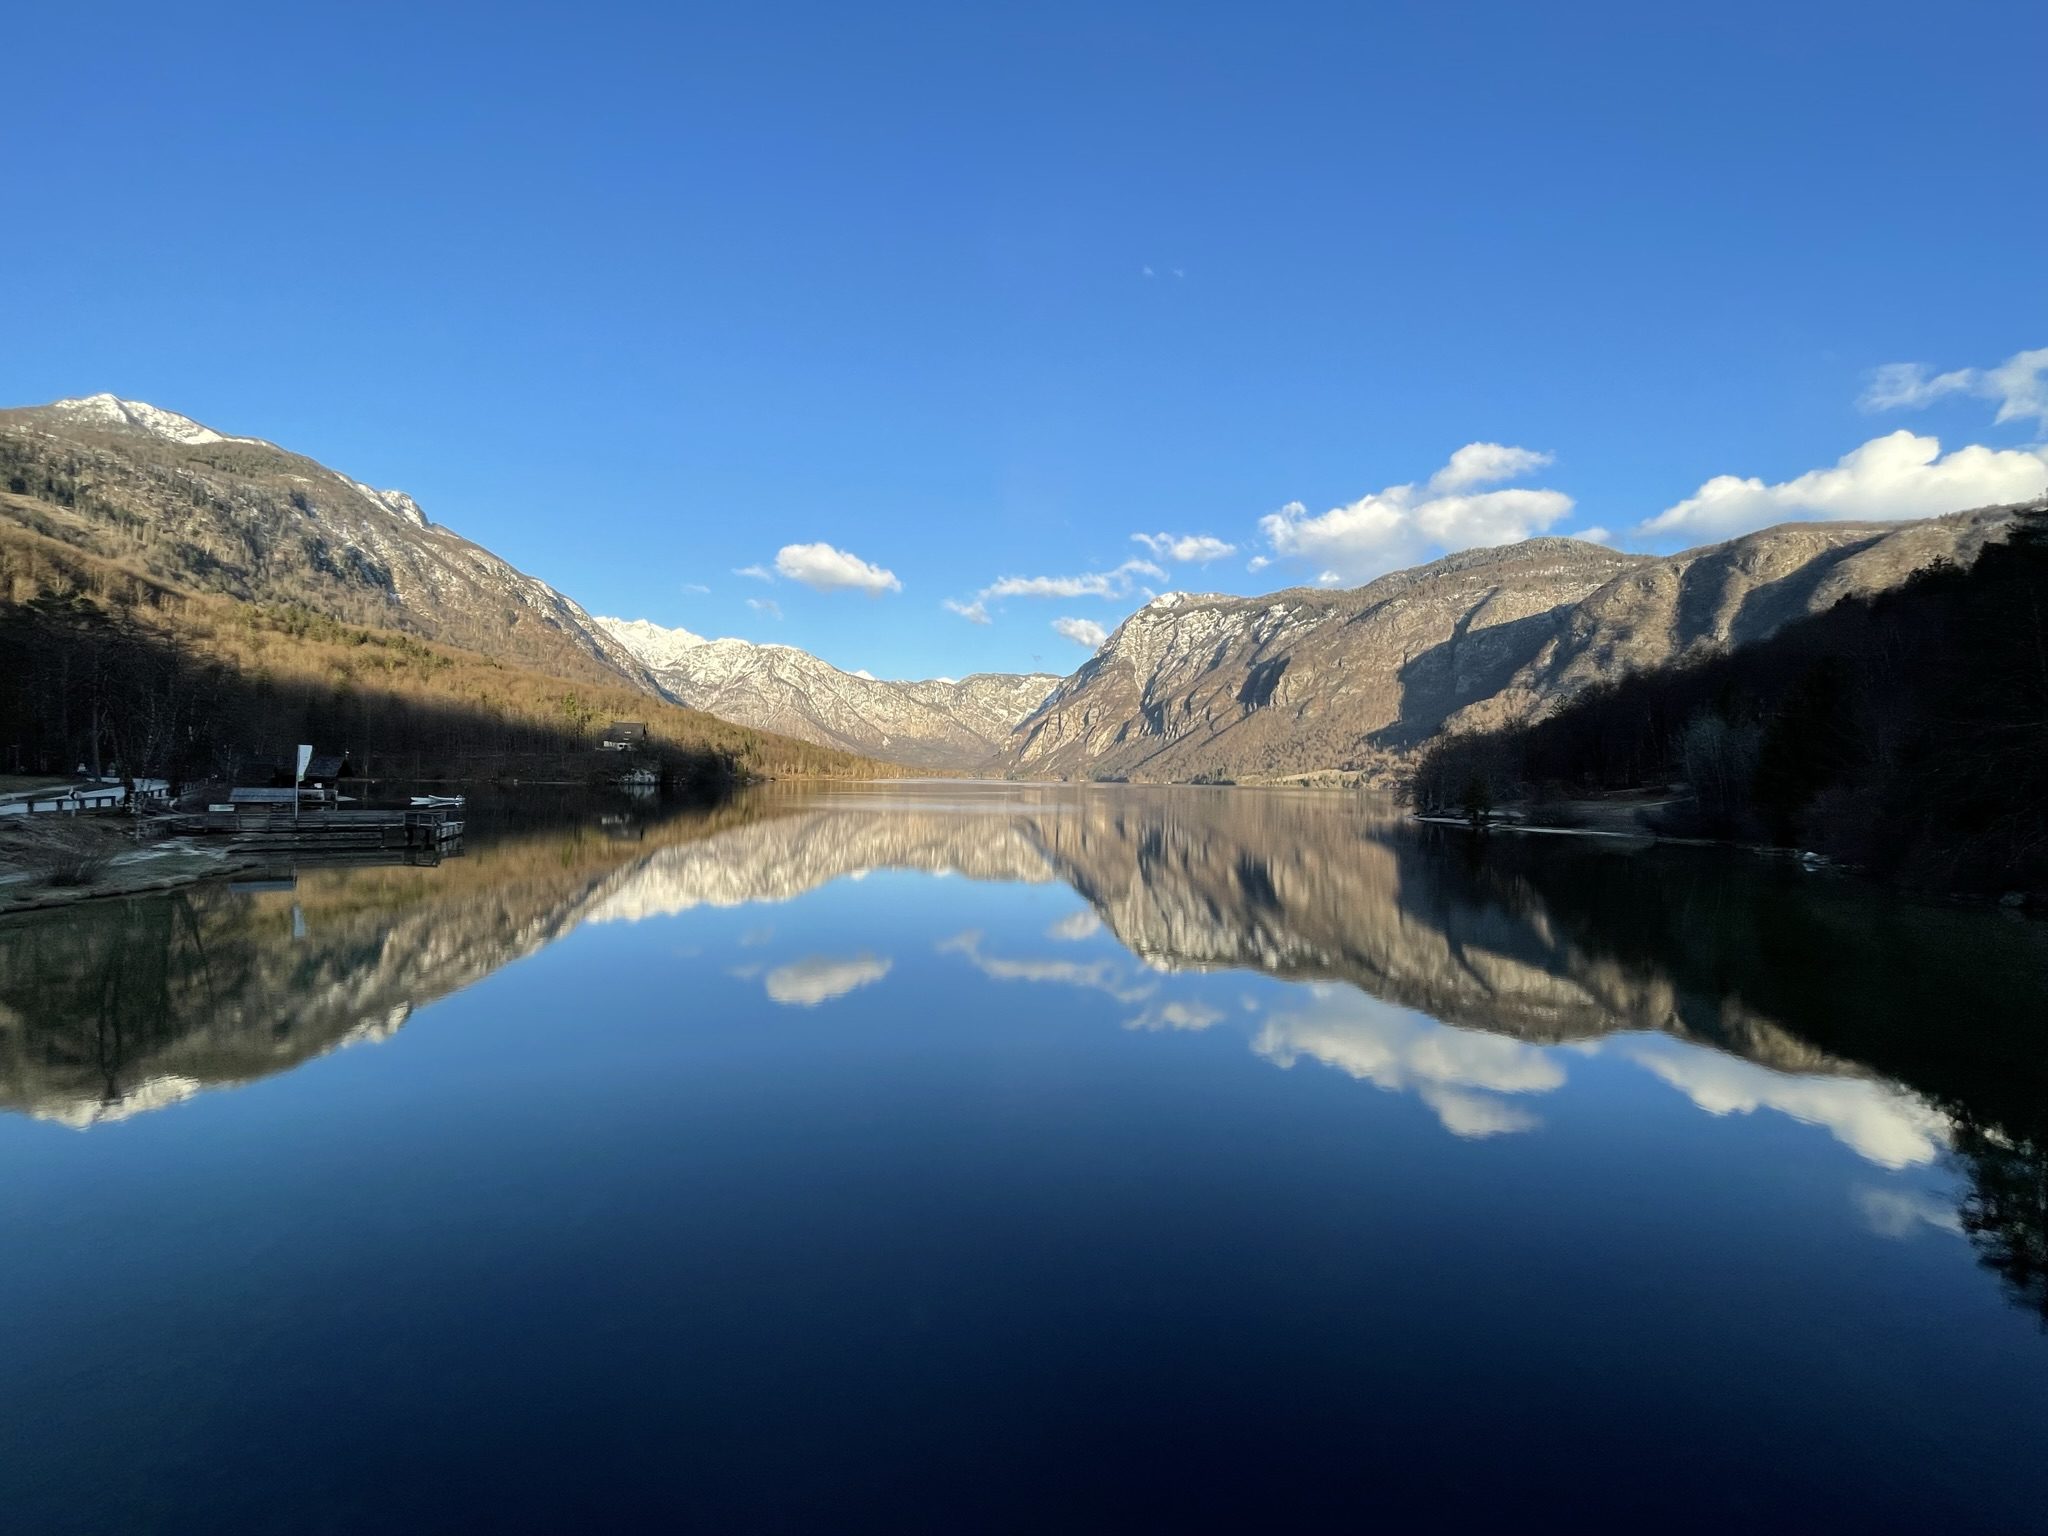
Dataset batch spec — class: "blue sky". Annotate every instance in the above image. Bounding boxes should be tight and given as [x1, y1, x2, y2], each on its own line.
[6, 1, 2044, 679]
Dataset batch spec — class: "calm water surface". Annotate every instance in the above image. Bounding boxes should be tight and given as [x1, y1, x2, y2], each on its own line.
[2, 784, 2044, 1532]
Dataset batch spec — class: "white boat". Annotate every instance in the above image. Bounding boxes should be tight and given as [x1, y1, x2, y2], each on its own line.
[409, 794, 466, 808]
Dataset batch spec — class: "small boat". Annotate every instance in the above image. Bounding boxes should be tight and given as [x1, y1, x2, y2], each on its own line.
[409, 794, 466, 808]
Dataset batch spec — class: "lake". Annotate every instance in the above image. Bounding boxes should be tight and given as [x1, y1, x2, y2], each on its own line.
[2, 783, 2044, 1533]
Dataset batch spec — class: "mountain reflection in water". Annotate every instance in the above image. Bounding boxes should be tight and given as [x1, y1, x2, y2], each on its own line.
[2, 781, 2044, 1330]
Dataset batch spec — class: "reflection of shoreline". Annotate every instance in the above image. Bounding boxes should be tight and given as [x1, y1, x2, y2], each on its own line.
[4, 781, 2039, 1319]
[0, 800, 778, 1126]
[3, 784, 2041, 1147]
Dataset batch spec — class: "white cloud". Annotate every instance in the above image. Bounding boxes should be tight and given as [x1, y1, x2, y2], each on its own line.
[1053, 616, 1109, 649]
[1641, 430, 2048, 539]
[982, 557, 1162, 601]
[1570, 526, 1613, 545]
[1620, 1040, 1949, 1168]
[1253, 989, 1563, 1140]
[746, 597, 782, 620]
[773, 542, 901, 595]
[1861, 362, 1977, 412]
[942, 597, 990, 624]
[1258, 444, 1573, 582]
[1246, 554, 1271, 573]
[1132, 532, 1237, 563]
[735, 563, 774, 582]
[990, 573, 1119, 599]
[1427, 442, 1555, 493]
[1860, 345, 2048, 431]
[763, 953, 892, 1007]
[1417, 1084, 1542, 1139]
[680, 581, 710, 594]
[1853, 1185, 1962, 1240]
[1046, 909, 1102, 941]
[1126, 1001, 1226, 1032]
[852, 668, 876, 680]
[937, 930, 1155, 1003]
[1984, 346, 2048, 430]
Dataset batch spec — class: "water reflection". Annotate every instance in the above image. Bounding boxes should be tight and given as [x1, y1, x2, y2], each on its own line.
[763, 953, 893, 1007]
[0, 797, 768, 1126]
[1619, 1035, 1949, 1168]
[1, 781, 2043, 1321]
[1254, 986, 1563, 1139]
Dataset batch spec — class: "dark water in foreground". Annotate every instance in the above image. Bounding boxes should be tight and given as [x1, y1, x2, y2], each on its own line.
[1, 784, 2044, 1533]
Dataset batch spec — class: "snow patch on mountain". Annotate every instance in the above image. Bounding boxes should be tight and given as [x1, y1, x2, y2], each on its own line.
[595, 615, 1060, 771]
[48, 393, 259, 447]
[346, 479, 431, 528]
[594, 615, 712, 669]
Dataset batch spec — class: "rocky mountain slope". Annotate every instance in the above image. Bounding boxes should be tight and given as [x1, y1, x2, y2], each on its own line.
[1000, 508, 2018, 782]
[0, 396, 1060, 770]
[0, 394, 655, 690]
[8, 394, 2019, 784]
[596, 615, 1057, 772]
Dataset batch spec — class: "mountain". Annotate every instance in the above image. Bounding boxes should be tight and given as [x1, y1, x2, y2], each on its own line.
[0, 395, 1059, 772]
[9, 393, 2019, 786]
[1000, 508, 2019, 783]
[0, 396, 899, 782]
[596, 615, 1058, 772]
[1413, 503, 2048, 889]
[0, 394, 654, 690]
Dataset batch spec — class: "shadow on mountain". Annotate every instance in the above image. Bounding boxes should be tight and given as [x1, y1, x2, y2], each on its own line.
[0, 541, 882, 785]
[1374, 605, 1573, 752]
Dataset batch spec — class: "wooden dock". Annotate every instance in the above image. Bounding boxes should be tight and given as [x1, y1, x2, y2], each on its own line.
[192, 804, 465, 849]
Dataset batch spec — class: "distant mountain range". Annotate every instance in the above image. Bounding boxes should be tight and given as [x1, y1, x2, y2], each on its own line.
[594, 616, 1057, 771]
[0, 393, 2025, 783]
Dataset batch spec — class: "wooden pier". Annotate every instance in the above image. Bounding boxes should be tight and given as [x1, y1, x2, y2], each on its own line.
[193, 802, 465, 850]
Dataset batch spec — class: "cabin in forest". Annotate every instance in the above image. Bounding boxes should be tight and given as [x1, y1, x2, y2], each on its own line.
[253, 750, 356, 805]
[262, 751, 355, 791]
[601, 721, 649, 751]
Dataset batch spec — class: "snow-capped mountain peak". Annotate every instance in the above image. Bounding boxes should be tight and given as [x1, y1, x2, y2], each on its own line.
[594, 615, 713, 670]
[594, 614, 1058, 771]
[47, 393, 256, 447]
[345, 479, 431, 528]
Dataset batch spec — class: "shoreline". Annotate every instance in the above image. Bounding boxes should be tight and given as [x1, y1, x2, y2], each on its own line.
[0, 839, 269, 917]
[1408, 811, 2043, 911]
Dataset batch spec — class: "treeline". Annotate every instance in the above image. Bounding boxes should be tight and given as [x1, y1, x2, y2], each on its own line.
[1414, 505, 2048, 891]
[0, 526, 896, 790]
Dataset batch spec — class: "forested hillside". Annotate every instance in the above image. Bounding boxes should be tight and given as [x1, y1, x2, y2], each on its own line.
[0, 523, 895, 789]
[0, 395, 656, 689]
[1414, 503, 2048, 891]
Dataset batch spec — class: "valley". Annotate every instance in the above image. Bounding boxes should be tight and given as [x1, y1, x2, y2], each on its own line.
[0, 393, 2036, 804]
